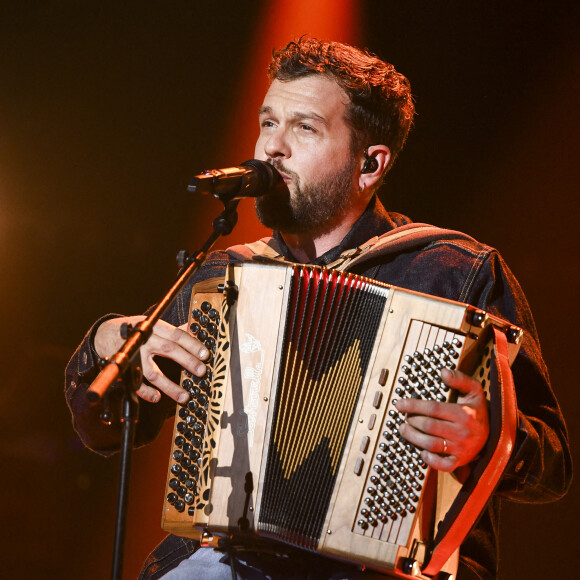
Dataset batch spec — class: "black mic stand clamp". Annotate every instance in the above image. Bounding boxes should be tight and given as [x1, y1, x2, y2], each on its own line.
[86, 198, 241, 580]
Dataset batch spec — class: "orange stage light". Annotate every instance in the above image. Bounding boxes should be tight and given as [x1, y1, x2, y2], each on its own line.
[123, 5, 363, 578]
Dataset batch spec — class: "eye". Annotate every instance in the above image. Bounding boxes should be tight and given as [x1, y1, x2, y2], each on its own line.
[299, 123, 315, 132]
[260, 119, 276, 129]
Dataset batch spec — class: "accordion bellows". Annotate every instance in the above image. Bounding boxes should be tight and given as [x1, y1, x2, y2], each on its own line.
[162, 263, 521, 578]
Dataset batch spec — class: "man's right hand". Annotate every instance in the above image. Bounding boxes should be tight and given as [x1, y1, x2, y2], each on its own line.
[94, 316, 209, 405]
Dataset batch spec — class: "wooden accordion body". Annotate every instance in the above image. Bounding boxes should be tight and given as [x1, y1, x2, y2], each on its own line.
[161, 262, 522, 578]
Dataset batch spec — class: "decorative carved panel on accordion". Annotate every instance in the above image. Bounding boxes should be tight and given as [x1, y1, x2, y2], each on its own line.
[161, 263, 522, 579]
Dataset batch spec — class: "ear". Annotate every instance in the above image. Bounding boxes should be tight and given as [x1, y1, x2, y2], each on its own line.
[358, 144, 391, 192]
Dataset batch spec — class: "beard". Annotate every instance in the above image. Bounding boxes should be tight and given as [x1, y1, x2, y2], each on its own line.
[255, 157, 358, 235]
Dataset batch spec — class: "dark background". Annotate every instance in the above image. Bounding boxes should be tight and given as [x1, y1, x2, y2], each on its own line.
[0, 1, 578, 578]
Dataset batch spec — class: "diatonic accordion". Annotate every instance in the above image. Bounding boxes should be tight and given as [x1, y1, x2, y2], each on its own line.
[162, 262, 522, 578]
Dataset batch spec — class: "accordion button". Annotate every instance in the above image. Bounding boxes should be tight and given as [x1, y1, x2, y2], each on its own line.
[201, 301, 211, 313]
[354, 457, 364, 475]
[167, 492, 177, 504]
[360, 436, 370, 453]
[379, 368, 389, 386]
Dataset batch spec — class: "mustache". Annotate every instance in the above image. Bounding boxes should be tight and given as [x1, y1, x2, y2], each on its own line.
[268, 159, 299, 181]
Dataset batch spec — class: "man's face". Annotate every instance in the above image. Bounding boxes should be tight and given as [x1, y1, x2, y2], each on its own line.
[254, 75, 359, 235]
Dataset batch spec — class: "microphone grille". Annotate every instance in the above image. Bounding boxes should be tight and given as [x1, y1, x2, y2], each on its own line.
[240, 159, 281, 190]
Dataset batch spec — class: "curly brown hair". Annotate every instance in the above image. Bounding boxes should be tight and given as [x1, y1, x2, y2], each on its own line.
[268, 37, 415, 174]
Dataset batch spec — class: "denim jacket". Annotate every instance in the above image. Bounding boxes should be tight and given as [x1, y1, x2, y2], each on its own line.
[65, 196, 571, 579]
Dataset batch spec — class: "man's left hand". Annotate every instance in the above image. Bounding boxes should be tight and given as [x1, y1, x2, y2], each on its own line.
[395, 368, 489, 472]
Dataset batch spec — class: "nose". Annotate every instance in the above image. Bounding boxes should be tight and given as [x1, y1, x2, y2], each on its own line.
[261, 127, 290, 161]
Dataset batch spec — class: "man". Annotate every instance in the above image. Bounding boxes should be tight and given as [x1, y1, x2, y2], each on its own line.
[66, 38, 571, 579]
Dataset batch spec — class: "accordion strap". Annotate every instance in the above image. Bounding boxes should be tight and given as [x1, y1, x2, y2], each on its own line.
[327, 223, 478, 271]
[226, 238, 286, 262]
[226, 223, 478, 271]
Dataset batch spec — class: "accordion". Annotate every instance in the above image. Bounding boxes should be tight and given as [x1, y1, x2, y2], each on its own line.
[161, 262, 522, 578]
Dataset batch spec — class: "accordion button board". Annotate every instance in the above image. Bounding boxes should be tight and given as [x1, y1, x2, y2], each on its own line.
[161, 262, 522, 579]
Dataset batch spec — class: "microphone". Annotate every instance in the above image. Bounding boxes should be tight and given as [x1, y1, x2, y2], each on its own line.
[188, 159, 287, 203]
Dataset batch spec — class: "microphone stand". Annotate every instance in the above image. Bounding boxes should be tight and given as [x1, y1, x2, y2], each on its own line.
[87, 199, 241, 580]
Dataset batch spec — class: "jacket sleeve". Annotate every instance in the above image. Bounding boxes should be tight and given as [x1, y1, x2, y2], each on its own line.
[464, 250, 572, 502]
[64, 255, 230, 456]
[65, 311, 180, 456]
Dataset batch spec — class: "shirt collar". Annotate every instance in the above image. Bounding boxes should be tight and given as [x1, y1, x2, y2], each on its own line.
[272, 195, 412, 266]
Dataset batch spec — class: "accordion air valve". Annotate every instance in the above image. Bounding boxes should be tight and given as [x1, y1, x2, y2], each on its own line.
[161, 262, 522, 578]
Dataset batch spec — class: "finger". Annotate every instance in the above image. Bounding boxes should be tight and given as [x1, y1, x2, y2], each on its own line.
[145, 331, 208, 378]
[420, 450, 457, 472]
[394, 397, 459, 421]
[142, 359, 191, 404]
[135, 383, 162, 404]
[404, 414, 453, 439]
[399, 422, 449, 455]
[441, 368, 482, 396]
[153, 321, 210, 364]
